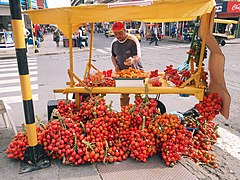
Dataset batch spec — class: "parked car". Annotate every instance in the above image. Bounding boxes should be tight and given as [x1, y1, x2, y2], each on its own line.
[126, 29, 141, 42]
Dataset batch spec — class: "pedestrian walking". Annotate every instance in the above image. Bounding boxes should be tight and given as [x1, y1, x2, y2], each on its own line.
[171, 24, 176, 38]
[149, 26, 159, 46]
[77, 26, 84, 49]
[24, 27, 30, 52]
[52, 26, 60, 47]
[34, 24, 41, 48]
[81, 26, 88, 47]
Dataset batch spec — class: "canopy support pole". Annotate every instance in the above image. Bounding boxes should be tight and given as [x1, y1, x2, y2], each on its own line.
[68, 23, 73, 72]
[195, 13, 210, 88]
[84, 22, 94, 78]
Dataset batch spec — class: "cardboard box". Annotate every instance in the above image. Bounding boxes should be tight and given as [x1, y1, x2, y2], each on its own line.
[115, 78, 145, 87]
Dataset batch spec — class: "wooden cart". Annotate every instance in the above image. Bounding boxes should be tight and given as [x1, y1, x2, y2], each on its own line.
[25, 0, 230, 119]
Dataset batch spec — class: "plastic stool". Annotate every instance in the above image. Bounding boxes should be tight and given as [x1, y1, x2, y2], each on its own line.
[0, 100, 17, 135]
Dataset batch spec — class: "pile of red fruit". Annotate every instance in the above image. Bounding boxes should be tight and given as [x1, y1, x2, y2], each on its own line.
[6, 92, 222, 169]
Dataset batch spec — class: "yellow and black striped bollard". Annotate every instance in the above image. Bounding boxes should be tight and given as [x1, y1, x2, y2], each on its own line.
[9, 0, 50, 173]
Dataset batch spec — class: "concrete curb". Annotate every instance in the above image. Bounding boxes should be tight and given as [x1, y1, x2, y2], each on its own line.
[0, 47, 92, 60]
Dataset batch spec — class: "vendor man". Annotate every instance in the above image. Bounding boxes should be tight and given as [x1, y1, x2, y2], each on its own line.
[111, 21, 143, 106]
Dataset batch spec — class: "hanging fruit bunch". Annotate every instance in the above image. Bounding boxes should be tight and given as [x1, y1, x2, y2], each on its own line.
[164, 65, 192, 87]
[195, 92, 222, 122]
[153, 114, 193, 167]
[125, 97, 159, 162]
[187, 38, 207, 67]
[181, 92, 222, 168]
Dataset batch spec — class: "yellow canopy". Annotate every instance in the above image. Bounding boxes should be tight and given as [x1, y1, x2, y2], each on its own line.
[25, 0, 215, 37]
[214, 18, 238, 25]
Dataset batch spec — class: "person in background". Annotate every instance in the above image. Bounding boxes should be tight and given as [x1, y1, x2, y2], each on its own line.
[24, 27, 30, 52]
[183, 25, 188, 41]
[82, 26, 88, 47]
[149, 25, 159, 46]
[171, 24, 176, 38]
[53, 26, 60, 47]
[77, 26, 84, 49]
[111, 21, 143, 106]
[34, 24, 41, 48]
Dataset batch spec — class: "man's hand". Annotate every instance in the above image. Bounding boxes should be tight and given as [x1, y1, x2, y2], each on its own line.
[124, 57, 135, 66]
[115, 65, 120, 72]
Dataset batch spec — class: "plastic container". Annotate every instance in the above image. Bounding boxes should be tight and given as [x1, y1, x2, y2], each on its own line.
[170, 111, 184, 122]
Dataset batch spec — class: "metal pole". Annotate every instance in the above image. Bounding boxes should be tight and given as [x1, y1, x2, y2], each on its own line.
[9, 0, 50, 174]
[68, 23, 73, 72]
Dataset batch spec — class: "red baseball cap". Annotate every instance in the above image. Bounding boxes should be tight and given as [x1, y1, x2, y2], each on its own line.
[112, 22, 124, 32]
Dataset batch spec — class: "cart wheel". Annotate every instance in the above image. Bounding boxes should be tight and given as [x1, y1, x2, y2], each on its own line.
[221, 40, 226, 46]
[155, 99, 166, 114]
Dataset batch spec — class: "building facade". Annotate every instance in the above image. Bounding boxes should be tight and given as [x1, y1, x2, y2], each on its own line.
[216, 1, 240, 37]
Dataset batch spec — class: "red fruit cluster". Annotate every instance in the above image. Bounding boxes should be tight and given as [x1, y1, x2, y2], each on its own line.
[164, 65, 192, 87]
[149, 69, 159, 78]
[195, 92, 222, 121]
[79, 95, 107, 120]
[6, 125, 43, 161]
[153, 114, 193, 166]
[57, 100, 77, 118]
[129, 129, 156, 162]
[164, 65, 182, 87]
[181, 70, 191, 81]
[132, 97, 159, 127]
[182, 92, 222, 168]
[39, 119, 85, 166]
[152, 79, 162, 87]
[6, 132, 28, 161]
[6, 92, 223, 169]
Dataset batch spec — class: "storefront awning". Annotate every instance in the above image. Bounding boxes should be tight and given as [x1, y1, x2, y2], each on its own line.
[214, 18, 238, 24]
[25, 0, 215, 36]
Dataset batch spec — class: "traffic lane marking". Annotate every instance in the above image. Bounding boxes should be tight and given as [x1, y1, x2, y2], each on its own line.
[0, 77, 38, 85]
[0, 84, 38, 94]
[0, 62, 37, 68]
[0, 66, 37, 72]
[1, 94, 39, 104]
[0, 71, 38, 78]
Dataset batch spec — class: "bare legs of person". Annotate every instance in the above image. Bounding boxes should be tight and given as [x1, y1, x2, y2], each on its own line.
[120, 94, 130, 107]
[120, 94, 142, 107]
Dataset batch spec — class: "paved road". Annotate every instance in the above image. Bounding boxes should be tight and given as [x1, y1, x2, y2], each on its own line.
[0, 33, 240, 179]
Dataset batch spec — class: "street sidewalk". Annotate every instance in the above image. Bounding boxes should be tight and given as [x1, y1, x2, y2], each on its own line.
[1, 34, 239, 60]
[163, 35, 240, 44]
[0, 34, 90, 60]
